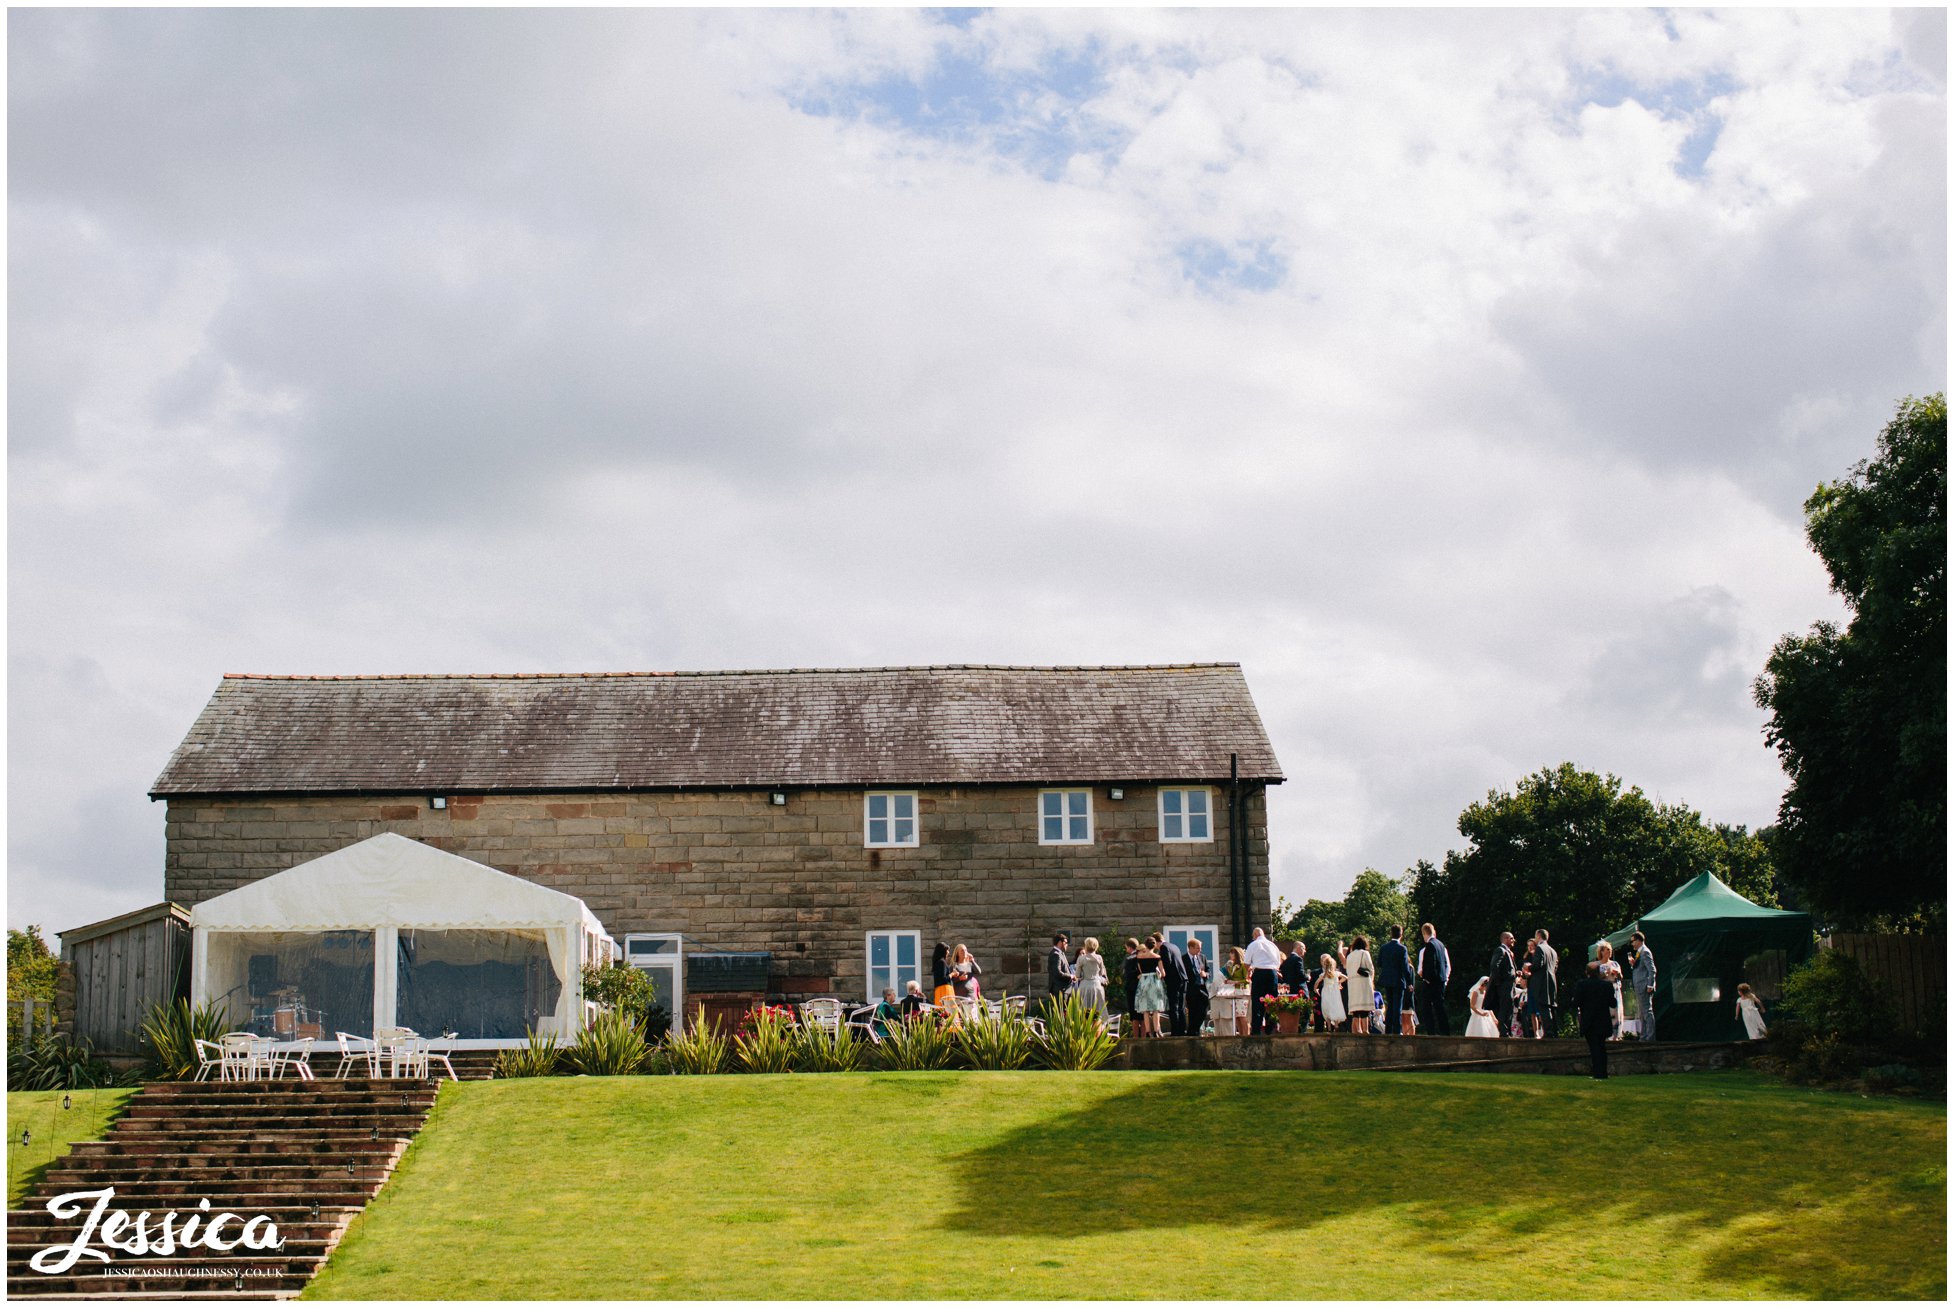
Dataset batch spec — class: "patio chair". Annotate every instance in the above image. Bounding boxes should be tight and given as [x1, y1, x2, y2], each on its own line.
[845, 1007, 883, 1045]
[377, 1028, 428, 1079]
[190, 1038, 224, 1082]
[799, 998, 843, 1034]
[218, 1032, 265, 1082]
[334, 1031, 379, 1079]
[422, 1032, 459, 1082]
[1002, 995, 1028, 1017]
[271, 1036, 317, 1080]
[1025, 1017, 1047, 1038]
[1103, 1014, 1122, 1038]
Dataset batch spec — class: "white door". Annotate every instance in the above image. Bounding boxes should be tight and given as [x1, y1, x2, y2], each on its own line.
[623, 934, 684, 1035]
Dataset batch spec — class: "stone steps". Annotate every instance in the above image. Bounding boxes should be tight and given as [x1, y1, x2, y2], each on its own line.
[8, 1080, 439, 1300]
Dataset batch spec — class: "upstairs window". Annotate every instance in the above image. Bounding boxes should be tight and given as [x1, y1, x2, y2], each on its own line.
[865, 791, 919, 848]
[1039, 789, 1092, 845]
[1159, 787, 1213, 842]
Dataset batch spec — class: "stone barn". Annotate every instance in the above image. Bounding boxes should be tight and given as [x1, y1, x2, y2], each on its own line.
[151, 663, 1283, 1029]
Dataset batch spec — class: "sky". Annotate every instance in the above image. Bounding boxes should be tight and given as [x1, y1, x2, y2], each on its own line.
[8, 7, 1946, 938]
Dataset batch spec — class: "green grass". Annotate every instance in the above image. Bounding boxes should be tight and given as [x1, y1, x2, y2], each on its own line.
[303, 1070, 1940, 1299]
[6, 1088, 138, 1206]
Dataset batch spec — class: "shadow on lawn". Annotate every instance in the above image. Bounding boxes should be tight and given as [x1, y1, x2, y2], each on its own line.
[941, 1075, 1945, 1298]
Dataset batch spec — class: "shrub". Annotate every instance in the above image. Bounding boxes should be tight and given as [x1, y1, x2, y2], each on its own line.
[564, 1009, 655, 1076]
[792, 1021, 863, 1073]
[137, 998, 230, 1081]
[665, 1005, 730, 1075]
[957, 1008, 1033, 1071]
[9, 1032, 114, 1091]
[1035, 994, 1119, 1071]
[494, 1029, 563, 1079]
[582, 962, 670, 1034]
[1779, 951, 1892, 1043]
[733, 1005, 798, 1074]
[876, 1012, 959, 1070]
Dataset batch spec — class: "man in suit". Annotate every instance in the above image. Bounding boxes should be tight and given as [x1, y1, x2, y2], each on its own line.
[1047, 932, 1076, 1004]
[1183, 938, 1212, 1036]
[1154, 932, 1189, 1037]
[1376, 925, 1415, 1036]
[1489, 931, 1519, 1038]
[1242, 928, 1283, 1034]
[1416, 923, 1451, 1036]
[1627, 931, 1658, 1040]
[1526, 929, 1559, 1038]
[1574, 961, 1618, 1078]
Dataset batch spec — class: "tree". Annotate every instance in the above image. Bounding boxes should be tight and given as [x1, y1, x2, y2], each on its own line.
[1273, 868, 1411, 952]
[1408, 764, 1779, 977]
[1755, 394, 1946, 929]
[8, 926, 60, 1039]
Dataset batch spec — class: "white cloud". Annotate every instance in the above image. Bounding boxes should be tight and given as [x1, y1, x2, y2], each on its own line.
[8, 8, 1940, 936]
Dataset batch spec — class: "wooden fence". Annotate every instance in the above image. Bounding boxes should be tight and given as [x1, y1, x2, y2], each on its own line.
[1823, 932, 1945, 1033]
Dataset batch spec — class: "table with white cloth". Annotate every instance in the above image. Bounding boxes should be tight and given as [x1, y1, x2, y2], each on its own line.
[1210, 985, 1252, 1036]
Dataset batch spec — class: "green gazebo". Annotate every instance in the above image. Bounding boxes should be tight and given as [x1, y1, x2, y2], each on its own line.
[1598, 872, 1814, 1042]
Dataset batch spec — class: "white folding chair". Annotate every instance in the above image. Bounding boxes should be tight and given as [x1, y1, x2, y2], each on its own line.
[799, 999, 843, 1034]
[218, 1033, 260, 1082]
[334, 1031, 379, 1078]
[423, 1032, 459, 1082]
[1103, 1014, 1122, 1038]
[272, 1036, 317, 1081]
[192, 1039, 224, 1082]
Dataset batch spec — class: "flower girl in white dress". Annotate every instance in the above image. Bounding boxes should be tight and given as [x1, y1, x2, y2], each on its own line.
[1316, 954, 1347, 1028]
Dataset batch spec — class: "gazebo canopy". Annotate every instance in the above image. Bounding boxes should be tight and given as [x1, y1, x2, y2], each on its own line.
[190, 834, 612, 1047]
[1599, 871, 1812, 1042]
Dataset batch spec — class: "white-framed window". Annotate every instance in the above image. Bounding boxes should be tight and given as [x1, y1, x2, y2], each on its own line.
[1159, 787, 1214, 842]
[865, 930, 922, 1003]
[864, 791, 919, 848]
[1165, 925, 1220, 967]
[1039, 789, 1093, 845]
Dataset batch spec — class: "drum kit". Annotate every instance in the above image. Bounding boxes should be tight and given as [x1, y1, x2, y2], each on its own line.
[257, 985, 323, 1040]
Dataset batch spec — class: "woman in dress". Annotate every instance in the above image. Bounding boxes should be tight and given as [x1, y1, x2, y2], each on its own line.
[1595, 941, 1625, 1040]
[1735, 983, 1769, 1040]
[1121, 938, 1142, 1029]
[930, 942, 956, 1010]
[1463, 976, 1499, 1037]
[1133, 939, 1167, 1037]
[1316, 953, 1347, 1029]
[1219, 946, 1251, 1035]
[950, 944, 982, 1000]
[1075, 938, 1108, 1016]
[1345, 935, 1376, 1034]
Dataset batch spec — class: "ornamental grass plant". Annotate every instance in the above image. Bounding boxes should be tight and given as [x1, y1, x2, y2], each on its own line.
[956, 1007, 1033, 1070]
[875, 1011, 959, 1070]
[664, 1006, 730, 1075]
[1034, 994, 1119, 1071]
[137, 998, 231, 1081]
[564, 1009, 656, 1076]
[733, 1005, 798, 1074]
[792, 1020, 864, 1073]
[493, 1029, 563, 1079]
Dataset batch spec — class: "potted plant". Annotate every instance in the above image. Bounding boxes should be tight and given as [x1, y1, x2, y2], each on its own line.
[1261, 988, 1313, 1036]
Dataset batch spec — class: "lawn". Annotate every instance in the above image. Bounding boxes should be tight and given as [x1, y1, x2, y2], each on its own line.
[306, 1070, 1944, 1300]
[6, 1087, 138, 1206]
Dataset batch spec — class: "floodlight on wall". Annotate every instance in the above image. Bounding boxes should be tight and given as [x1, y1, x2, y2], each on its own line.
[769, 792, 787, 806]
[430, 796, 447, 810]
[1108, 788, 1125, 801]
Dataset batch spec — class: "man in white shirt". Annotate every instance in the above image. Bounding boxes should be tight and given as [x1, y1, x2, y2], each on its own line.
[1242, 928, 1283, 1035]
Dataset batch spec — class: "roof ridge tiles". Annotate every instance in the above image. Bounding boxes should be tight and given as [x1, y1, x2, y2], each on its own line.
[220, 663, 1244, 681]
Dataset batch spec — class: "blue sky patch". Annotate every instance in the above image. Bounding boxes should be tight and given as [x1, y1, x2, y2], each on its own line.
[788, 28, 1124, 177]
[1176, 237, 1288, 295]
[1571, 66, 1737, 179]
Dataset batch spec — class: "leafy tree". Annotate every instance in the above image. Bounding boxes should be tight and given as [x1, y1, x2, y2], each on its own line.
[8, 926, 60, 1040]
[1755, 394, 1946, 929]
[1273, 869, 1411, 953]
[1408, 764, 1779, 979]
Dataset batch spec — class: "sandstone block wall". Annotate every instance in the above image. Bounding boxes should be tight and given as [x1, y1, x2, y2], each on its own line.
[163, 784, 1272, 1000]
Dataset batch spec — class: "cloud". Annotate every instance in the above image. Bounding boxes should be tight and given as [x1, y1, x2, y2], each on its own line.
[7, 8, 1941, 935]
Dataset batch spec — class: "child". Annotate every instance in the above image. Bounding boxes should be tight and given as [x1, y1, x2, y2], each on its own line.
[1735, 983, 1768, 1040]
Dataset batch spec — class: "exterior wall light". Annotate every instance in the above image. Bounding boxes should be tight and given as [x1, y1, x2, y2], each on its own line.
[770, 792, 787, 806]
[1109, 788, 1125, 800]
[430, 796, 447, 810]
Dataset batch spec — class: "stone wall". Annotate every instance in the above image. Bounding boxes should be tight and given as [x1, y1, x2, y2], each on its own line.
[163, 784, 1271, 1001]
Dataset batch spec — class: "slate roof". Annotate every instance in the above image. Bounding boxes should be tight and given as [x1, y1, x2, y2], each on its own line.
[150, 665, 1285, 796]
